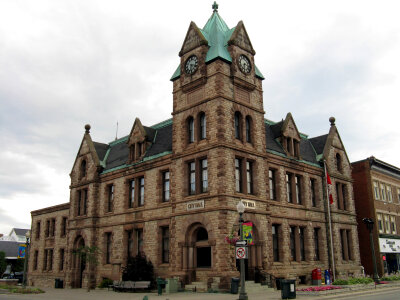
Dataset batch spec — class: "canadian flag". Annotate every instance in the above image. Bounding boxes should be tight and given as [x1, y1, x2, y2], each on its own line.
[326, 170, 334, 204]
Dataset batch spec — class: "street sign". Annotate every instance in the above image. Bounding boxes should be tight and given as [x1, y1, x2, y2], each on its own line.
[235, 246, 247, 259]
[236, 240, 247, 246]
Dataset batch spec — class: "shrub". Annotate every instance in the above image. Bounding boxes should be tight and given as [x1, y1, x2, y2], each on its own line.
[348, 277, 373, 284]
[98, 278, 113, 288]
[381, 275, 400, 281]
[332, 279, 348, 285]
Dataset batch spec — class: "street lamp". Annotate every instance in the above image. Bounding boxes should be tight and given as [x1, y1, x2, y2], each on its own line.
[362, 218, 379, 282]
[22, 230, 31, 288]
[236, 200, 248, 300]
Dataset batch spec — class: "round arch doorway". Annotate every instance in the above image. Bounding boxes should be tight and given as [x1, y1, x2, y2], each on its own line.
[72, 236, 86, 288]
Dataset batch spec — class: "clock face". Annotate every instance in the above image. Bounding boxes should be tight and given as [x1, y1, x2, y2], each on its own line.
[238, 54, 251, 74]
[185, 55, 199, 75]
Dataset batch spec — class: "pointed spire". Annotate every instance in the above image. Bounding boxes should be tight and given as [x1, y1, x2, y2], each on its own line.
[212, 1, 218, 12]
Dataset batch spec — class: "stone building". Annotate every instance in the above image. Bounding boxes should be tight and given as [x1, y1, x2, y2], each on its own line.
[352, 157, 400, 276]
[28, 5, 361, 289]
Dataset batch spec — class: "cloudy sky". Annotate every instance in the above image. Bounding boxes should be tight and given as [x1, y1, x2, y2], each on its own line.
[1, 0, 399, 234]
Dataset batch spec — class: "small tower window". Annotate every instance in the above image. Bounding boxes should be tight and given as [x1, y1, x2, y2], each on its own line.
[245, 116, 252, 143]
[234, 112, 242, 140]
[336, 153, 342, 172]
[188, 117, 194, 143]
[199, 112, 206, 140]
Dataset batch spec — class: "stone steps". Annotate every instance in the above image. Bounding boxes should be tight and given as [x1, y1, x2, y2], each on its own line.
[185, 281, 208, 292]
[242, 280, 275, 293]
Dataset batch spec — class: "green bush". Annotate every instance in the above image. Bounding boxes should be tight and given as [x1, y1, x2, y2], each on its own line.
[332, 279, 348, 285]
[122, 254, 154, 286]
[98, 278, 113, 288]
[381, 275, 400, 281]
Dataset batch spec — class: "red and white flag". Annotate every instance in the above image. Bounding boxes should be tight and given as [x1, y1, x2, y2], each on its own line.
[326, 170, 333, 204]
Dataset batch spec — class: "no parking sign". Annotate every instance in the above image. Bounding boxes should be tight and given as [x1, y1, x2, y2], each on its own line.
[235, 246, 247, 259]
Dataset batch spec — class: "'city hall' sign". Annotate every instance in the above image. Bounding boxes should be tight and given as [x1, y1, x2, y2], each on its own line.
[379, 238, 400, 253]
[242, 199, 256, 209]
[187, 200, 204, 211]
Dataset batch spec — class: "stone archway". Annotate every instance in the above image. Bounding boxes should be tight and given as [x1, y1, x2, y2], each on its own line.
[71, 236, 86, 288]
[183, 222, 213, 282]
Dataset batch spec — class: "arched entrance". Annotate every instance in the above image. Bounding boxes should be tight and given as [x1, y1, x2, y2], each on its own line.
[182, 223, 212, 282]
[72, 236, 86, 288]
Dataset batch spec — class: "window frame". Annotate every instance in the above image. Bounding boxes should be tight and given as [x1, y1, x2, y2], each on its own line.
[272, 224, 280, 262]
[162, 171, 170, 202]
[107, 184, 114, 212]
[161, 227, 170, 264]
[269, 169, 277, 201]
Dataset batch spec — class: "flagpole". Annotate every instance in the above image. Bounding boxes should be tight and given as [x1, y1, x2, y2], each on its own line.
[324, 160, 336, 282]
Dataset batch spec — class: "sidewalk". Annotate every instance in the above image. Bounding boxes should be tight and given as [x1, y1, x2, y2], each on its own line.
[1, 283, 400, 300]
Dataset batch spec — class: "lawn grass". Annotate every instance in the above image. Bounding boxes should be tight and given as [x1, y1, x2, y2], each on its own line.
[0, 284, 44, 294]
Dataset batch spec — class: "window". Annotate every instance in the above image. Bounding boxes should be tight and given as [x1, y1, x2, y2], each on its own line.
[36, 221, 41, 239]
[105, 232, 112, 264]
[162, 227, 170, 263]
[188, 117, 194, 143]
[272, 224, 280, 262]
[235, 158, 242, 193]
[391, 216, 397, 234]
[289, 226, 296, 261]
[314, 228, 320, 261]
[310, 178, 317, 207]
[129, 179, 135, 208]
[234, 112, 242, 140]
[269, 169, 276, 200]
[245, 116, 251, 143]
[340, 229, 353, 261]
[162, 171, 170, 202]
[107, 184, 114, 212]
[299, 227, 305, 261]
[138, 177, 145, 206]
[384, 215, 390, 234]
[33, 250, 38, 270]
[387, 186, 393, 203]
[235, 158, 254, 194]
[377, 213, 383, 233]
[373, 182, 380, 200]
[127, 230, 134, 258]
[336, 183, 347, 210]
[48, 249, 53, 271]
[286, 173, 293, 203]
[137, 229, 143, 255]
[286, 172, 302, 204]
[189, 161, 196, 195]
[187, 158, 208, 195]
[201, 159, 208, 193]
[335, 153, 342, 172]
[199, 112, 206, 140]
[43, 249, 48, 271]
[80, 159, 87, 178]
[46, 218, 55, 238]
[381, 184, 386, 201]
[293, 140, 300, 157]
[51, 218, 55, 237]
[398, 188, 400, 203]
[45, 220, 50, 237]
[61, 217, 67, 237]
[77, 189, 88, 216]
[59, 249, 65, 271]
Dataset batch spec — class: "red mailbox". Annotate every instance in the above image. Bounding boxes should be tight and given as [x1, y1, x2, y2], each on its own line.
[312, 268, 322, 285]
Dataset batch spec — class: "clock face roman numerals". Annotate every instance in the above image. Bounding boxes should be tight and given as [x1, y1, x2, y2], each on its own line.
[238, 54, 251, 74]
[185, 55, 199, 75]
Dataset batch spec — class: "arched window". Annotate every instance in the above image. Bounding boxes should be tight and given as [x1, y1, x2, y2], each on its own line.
[188, 117, 194, 143]
[196, 227, 208, 241]
[336, 153, 342, 172]
[245, 116, 252, 143]
[80, 160, 86, 178]
[195, 227, 211, 267]
[199, 112, 206, 140]
[234, 112, 242, 140]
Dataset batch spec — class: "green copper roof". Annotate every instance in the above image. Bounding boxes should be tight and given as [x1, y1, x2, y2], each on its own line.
[171, 6, 264, 81]
[201, 11, 233, 63]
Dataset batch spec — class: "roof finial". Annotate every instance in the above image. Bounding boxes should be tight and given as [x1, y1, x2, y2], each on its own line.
[212, 1, 218, 12]
[329, 116, 335, 126]
[85, 124, 91, 133]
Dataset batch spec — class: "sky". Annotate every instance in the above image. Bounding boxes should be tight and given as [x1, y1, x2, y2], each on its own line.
[1, 0, 399, 235]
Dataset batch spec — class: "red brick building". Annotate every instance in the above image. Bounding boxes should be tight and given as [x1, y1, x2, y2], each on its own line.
[352, 157, 400, 277]
[28, 5, 361, 289]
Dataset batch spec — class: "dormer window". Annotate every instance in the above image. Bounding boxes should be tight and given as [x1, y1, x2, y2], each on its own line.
[80, 159, 87, 179]
[130, 144, 135, 161]
[336, 153, 342, 172]
[284, 137, 300, 158]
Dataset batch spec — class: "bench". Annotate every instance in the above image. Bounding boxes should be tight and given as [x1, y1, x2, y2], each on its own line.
[111, 280, 151, 292]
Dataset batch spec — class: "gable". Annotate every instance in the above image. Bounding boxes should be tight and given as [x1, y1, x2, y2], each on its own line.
[228, 21, 255, 54]
[128, 118, 147, 145]
[282, 113, 300, 140]
[179, 21, 208, 56]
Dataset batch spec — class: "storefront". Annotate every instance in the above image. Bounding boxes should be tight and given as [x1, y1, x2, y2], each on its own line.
[379, 238, 400, 274]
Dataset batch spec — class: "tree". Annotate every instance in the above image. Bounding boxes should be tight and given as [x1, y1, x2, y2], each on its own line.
[73, 246, 100, 292]
[122, 254, 154, 285]
[0, 251, 6, 276]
